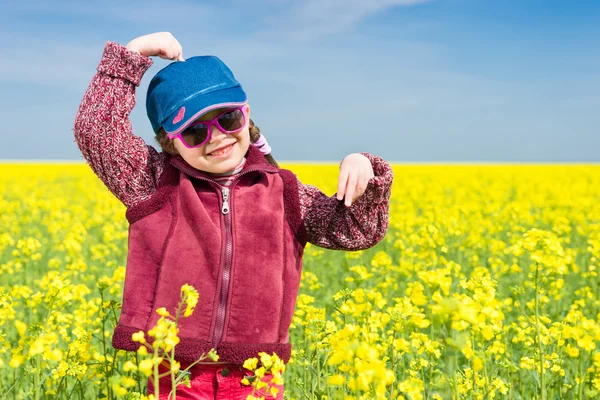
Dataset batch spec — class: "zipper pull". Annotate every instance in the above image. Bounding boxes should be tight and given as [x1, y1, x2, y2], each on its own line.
[221, 187, 230, 214]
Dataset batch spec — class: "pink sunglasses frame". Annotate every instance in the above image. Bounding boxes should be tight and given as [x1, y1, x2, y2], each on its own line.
[166, 106, 248, 149]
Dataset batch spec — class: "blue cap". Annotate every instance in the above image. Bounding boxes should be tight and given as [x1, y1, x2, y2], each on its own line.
[146, 56, 247, 135]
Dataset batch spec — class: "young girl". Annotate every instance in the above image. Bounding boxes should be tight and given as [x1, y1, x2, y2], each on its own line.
[73, 32, 393, 399]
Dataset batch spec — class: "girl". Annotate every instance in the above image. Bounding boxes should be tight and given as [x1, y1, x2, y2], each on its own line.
[73, 32, 393, 399]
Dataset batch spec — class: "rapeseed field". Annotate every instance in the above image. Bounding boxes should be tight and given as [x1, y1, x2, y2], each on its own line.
[1, 163, 599, 399]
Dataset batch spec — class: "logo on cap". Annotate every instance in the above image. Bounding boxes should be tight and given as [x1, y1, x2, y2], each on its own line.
[173, 107, 186, 124]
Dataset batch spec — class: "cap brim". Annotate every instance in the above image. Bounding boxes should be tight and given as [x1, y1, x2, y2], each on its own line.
[162, 86, 247, 135]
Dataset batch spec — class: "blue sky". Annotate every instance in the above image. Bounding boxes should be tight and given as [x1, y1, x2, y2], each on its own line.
[0, 0, 598, 161]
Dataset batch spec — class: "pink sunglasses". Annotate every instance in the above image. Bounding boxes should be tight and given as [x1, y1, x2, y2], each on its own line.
[167, 106, 248, 149]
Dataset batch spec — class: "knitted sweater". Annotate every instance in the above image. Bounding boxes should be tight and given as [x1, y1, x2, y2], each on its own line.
[73, 41, 394, 251]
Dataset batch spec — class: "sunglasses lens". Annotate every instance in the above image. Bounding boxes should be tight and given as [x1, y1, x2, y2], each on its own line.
[181, 124, 209, 147]
[218, 109, 245, 132]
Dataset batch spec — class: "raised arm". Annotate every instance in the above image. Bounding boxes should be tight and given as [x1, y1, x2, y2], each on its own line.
[72, 41, 165, 207]
[299, 153, 393, 250]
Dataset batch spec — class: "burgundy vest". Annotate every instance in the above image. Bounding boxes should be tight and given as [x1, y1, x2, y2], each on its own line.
[111, 146, 307, 364]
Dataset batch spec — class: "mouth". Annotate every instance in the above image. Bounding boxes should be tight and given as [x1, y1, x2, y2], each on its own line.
[208, 143, 235, 157]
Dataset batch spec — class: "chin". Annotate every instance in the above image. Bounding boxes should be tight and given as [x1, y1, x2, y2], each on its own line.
[211, 159, 240, 174]
[206, 150, 245, 174]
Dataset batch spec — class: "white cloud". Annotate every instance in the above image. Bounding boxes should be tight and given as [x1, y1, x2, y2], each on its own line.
[256, 0, 433, 41]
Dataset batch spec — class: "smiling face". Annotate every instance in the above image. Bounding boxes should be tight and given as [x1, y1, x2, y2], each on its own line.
[172, 104, 251, 174]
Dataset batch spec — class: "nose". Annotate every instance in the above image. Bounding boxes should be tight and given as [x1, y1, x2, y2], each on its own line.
[208, 123, 226, 143]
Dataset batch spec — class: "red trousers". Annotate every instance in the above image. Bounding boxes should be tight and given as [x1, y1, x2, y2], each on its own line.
[147, 361, 285, 399]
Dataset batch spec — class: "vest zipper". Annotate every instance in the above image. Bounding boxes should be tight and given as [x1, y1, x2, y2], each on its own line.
[221, 187, 230, 214]
[213, 186, 232, 348]
[169, 159, 277, 349]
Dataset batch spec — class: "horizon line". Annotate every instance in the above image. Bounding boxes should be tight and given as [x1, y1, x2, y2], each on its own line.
[1, 159, 600, 165]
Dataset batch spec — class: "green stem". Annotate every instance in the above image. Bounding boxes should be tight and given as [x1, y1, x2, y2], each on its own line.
[390, 330, 396, 400]
[98, 289, 111, 399]
[471, 337, 476, 398]
[33, 356, 39, 400]
[154, 350, 160, 400]
[449, 329, 458, 400]
[303, 325, 308, 394]
[171, 346, 176, 400]
[136, 353, 142, 395]
[421, 365, 427, 399]
[78, 378, 85, 399]
[316, 345, 321, 395]
[1, 369, 22, 400]
[169, 292, 187, 399]
[578, 353, 583, 400]
[534, 262, 546, 400]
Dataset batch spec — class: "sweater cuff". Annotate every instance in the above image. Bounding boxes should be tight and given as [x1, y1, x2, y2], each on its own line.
[352, 152, 393, 206]
[97, 41, 154, 86]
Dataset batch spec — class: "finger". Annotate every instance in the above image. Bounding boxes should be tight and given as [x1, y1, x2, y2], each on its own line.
[356, 169, 371, 199]
[362, 173, 370, 193]
[176, 43, 185, 61]
[165, 47, 177, 60]
[352, 178, 363, 202]
[354, 174, 368, 201]
[344, 173, 358, 207]
[159, 48, 175, 60]
[337, 167, 349, 201]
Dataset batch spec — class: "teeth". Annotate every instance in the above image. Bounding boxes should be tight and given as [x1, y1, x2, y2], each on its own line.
[211, 144, 232, 156]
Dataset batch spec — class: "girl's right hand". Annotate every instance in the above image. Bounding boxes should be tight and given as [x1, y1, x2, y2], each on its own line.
[126, 32, 185, 61]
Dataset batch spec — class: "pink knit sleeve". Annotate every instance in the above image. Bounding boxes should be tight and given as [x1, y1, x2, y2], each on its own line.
[73, 41, 165, 208]
[298, 153, 393, 250]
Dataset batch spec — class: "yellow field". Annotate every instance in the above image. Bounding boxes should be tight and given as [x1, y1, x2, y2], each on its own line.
[1, 163, 600, 399]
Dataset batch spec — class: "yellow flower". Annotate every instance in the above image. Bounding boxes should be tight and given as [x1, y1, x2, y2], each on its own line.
[259, 352, 274, 369]
[472, 356, 484, 372]
[243, 357, 258, 371]
[170, 360, 181, 373]
[123, 360, 137, 372]
[9, 354, 24, 369]
[14, 320, 27, 337]
[577, 335, 596, 352]
[138, 359, 154, 377]
[566, 344, 579, 358]
[156, 307, 170, 317]
[181, 284, 199, 317]
[112, 384, 127, 396]
[207, 348, 220, 362]
[132, 330, 146, 343]
[327, 374, 345, 385]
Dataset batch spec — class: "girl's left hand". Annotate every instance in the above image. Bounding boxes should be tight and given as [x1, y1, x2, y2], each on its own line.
[336, 153, 375, 207]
